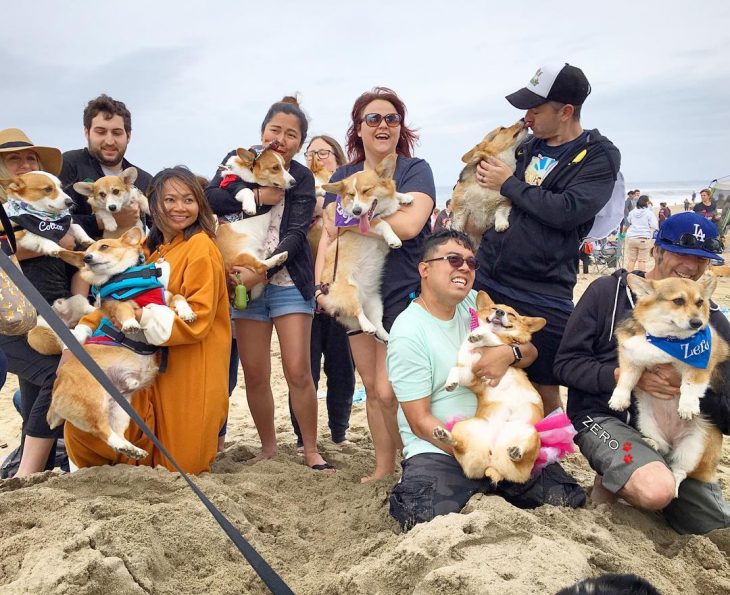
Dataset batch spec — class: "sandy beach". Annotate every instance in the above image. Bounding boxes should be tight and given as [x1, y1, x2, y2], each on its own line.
[1, 271, 729, 595]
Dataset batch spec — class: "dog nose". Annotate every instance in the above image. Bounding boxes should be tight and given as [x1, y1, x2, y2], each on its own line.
[83, 254, 94, 264]
[108, 204, 117, 212]
[351, 206, 362, 216]
[690, 318, 703, 329]
[495, 309, 505, 317]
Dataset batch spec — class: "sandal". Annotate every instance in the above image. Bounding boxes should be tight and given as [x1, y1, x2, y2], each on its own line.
[310, 462, 335, 472]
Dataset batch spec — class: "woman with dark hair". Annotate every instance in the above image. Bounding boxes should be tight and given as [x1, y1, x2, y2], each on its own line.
[315, 87, 436, 481]
[64, 166, 231, 474]
[205, 96, 332, 471]
[625, 194, 658, 272]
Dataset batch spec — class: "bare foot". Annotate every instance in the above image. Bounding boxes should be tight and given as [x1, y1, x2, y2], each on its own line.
[360, 469, 395, 483]
[244, 450, 277, 465]
[590, 474, 618, 505]
[334, 439, 352, 448]
[217, 436, 226, 453]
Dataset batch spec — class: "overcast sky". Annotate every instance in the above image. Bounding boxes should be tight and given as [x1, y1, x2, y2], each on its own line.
[4, 0, 729, 191]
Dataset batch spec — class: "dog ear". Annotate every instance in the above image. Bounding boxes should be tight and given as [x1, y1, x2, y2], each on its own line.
[375, 153, 397, 179]
[235, 148, 255, 168]
[121, 227, 143, 246]
[57, 250, 86, 269]
[461, 146, 488, 165]
[0, 177, 25, 194]
[699, 273, 718, 301]
[524, 316, 547, 333]
[476, 290, 495, 312]
[120, 167, 138, 185]
[73, 181, 94, 197]
[322, 181, 344, 195]
[626, 273, 654, 298]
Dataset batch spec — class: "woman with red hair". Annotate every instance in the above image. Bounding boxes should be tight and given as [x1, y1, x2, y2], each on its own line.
[315, 87, 435, 481]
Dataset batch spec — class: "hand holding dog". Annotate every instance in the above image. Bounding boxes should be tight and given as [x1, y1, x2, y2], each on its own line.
[472, 344, 514, 387]
[111, 202, 141, 229]
[229, 266, 267, 293]
[257, 187, 285, 206]
[476, 156, 513, 191]
[614, 364, 681, 400]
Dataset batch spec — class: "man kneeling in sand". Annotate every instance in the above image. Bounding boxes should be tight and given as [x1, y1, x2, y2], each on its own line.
[554, 212, 730, 533]
[386, 230, 586, 530]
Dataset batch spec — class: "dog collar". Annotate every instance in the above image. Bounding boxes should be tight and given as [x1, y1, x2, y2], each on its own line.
[5, 198, 70, 221]
[646, 326, 712, 369]
[468, 307, 479, 331]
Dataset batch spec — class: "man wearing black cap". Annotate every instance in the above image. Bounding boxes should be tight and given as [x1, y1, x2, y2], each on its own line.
[554, 212, 730, 534]
[473, 63, 621, 415]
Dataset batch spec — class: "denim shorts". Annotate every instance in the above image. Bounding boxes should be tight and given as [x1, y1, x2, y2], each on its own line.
[231, 283, 314, 322]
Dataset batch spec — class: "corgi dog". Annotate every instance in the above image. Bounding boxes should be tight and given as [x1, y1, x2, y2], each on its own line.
[72, 167, 150, 238]
[309, 153, 334, 200]
[450, 120, 528, 248]
[0, 172, 93, 256]
[307, 156, 334, 257]
[28, 295, 96, 355]
[318, 153, 413, 342]
[434, 290, 546, 483]
[220, 145, 295, 215]
[608, 274, 729, 496]
[47, 228, 196, 460]
[709, 264, 730, 277]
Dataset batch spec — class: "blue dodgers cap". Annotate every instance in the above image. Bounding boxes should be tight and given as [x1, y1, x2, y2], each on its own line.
[654, 212, 724, 261]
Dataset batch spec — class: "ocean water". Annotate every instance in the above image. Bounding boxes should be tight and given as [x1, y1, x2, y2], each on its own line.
[433, 180, 715, 210]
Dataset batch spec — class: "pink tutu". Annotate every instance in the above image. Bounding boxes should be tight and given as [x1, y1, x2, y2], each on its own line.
[532, 408, 577, 474]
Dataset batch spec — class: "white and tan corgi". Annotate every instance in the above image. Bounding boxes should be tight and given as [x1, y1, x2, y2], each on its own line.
[608, 274, 729, 495]
[434, 290, 546, 483]
[0, 172, 93, 256]
[47, 228, 196, 460]
[72, 167, 150, 238]
[307, 156, 334, 257]
[28, 295, 96, 355]
[450, 120, 528, 248]
[318, 153, 413, 342]
[220, 145, 295, 215]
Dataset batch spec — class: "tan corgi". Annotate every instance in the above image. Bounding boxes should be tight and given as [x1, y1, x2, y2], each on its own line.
[608, 274, 729, 495]
[434, 290, 546, 483]
[47, 228, 196, 460]
[72, 167, 150, 238]
[28, 295, 96, 355]
[450, 120, 528, 248]
[220, 145, 295, 215]
[709, 264, 730, 277]
[307, 156, 334, 257]
[318, 153, 413, 342]
[0, 172, 93, 256]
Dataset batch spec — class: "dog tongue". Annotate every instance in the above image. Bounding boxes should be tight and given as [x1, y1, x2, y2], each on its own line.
[359, 215, 371, 234]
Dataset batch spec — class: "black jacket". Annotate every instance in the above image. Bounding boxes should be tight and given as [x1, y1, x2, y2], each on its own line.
[476, 129, 621, 300]
[554, 270, 730, 434]
[59, 148, 153, 239]
[205, 152, 316, 299]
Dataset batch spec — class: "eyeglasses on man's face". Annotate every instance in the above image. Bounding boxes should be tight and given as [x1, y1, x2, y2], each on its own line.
[304, 149, 335, 160]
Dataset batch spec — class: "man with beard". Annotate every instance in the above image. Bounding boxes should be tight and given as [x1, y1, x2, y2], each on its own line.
[60, 94, 152, 239]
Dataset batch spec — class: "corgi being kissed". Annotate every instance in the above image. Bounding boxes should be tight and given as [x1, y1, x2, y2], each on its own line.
[450, 120, 528, 248]
[0, 171, 93, 256]
[72, 167, 150, 238]
[434, 290, 546, 483]
[47, 228, 195, 460]
[317, 153, 413, 342]
[608, 274, 729, 496]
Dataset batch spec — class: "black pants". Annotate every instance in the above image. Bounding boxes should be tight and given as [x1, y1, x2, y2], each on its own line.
[579, 252, 591, 274]
[289, 312, 355, 445]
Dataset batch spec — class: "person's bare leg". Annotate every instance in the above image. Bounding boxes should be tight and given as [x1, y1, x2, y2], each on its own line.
[15, 436, 55, 477]
[235, 319, 277, 459]
[535, 383, 562, 415]
[275, 313, 330, 470]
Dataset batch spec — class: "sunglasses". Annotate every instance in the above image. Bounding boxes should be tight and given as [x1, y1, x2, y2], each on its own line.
[304, 149, 334, 160]
[362, 113, 402, 128]
[422, 254, 480, 271]
[665, 233, 723, 254]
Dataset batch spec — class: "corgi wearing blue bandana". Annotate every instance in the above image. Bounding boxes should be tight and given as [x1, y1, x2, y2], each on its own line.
[609, 273, 729, 496]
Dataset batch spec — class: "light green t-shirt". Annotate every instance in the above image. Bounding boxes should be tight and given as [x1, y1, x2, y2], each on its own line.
[386, 291, 477, 459]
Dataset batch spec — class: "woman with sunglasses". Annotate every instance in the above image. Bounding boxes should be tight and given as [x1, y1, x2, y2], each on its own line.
[316, 87, 436, 482]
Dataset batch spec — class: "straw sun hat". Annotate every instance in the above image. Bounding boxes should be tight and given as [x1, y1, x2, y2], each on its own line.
[0, 128, 62, 176]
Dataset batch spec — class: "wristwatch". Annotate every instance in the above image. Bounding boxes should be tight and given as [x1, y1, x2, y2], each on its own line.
[511, 345, 523, 364]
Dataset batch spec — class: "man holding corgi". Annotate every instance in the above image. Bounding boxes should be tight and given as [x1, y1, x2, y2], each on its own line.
[475, 63, 621, 415]
[387, 229, 586, 530]
[555, 212, 730, 534]
[60, 94, 152, 239]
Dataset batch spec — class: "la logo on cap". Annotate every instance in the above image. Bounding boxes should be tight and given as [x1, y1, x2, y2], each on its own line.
[693, 224, 706, 242]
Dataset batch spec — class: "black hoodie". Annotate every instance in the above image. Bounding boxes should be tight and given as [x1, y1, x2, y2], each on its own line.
[554, 269, 730, 435]
[476, 129, 621, 300]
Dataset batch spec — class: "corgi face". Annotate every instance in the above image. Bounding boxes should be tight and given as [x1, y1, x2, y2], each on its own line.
[475, 290, 546, 345]
[461, 120, 528, 165]
[224, 148, 295, 190]
[321, 153, 398, 233]
[0, 172, 72, 213]
[628, 273, 715, 338]
[73, 167, 138, 213]
[59, 227, 144, 282]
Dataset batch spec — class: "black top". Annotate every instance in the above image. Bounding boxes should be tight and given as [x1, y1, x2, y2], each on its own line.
[59, 148, 153, 239]
[476, 129, 621, 300]
[554, 269, 730, 434]
[205, 152, 316, 300]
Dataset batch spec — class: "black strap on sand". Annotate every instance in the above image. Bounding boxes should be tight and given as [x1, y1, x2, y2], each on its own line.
[0, 249, 294, 595]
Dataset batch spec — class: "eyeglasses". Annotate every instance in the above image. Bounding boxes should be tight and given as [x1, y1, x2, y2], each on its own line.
[362, 113, 402, 128]
[665, 233, 723, 254]
[422, 254, 480, 271]
[304, 149, 334, 160]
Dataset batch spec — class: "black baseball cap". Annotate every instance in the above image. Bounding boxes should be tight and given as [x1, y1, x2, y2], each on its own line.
[506, 63, 592, 110]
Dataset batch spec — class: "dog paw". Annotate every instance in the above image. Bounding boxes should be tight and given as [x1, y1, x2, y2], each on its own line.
[118, 444, 148, 461]
[121, 319, 141, 333]
[177, 305, 197, 323]
[677, 405, 699, 420]
[507, 446, 523, 461]
[495, 221, 510, 232]
[608, 391, 630, 411]
[468, 330, 485, 344]
[643, 437, 660, 451]
[360, 321, 377, 335]
[79, 239, 93, 248]
[273, 251, 288, 266]
[399, 193, 414, 205]
[375, 327, 390, 343]
[433, 426, 452, 444]
[387, 238, 402, 249]
[445, 380, 459, 392]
